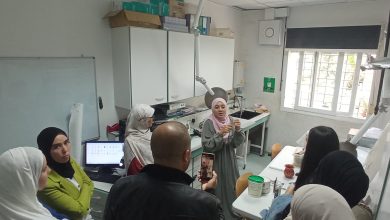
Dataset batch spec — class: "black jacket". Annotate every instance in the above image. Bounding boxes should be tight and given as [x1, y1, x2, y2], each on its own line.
[104, 164, 224, 220]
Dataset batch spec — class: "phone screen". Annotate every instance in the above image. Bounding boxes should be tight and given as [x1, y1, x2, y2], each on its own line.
[200, 152, 215, 181]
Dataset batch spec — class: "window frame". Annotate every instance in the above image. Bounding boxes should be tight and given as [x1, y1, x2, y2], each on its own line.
[281, 48, 377, 122]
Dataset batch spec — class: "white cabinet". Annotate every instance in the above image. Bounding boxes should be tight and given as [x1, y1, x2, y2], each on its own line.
[195, 35, 235, 96]
[112, 26, 167, 108]
[131, 27, 167, 105]
[112, 26, 235, 108]
[168, 32, 194, 102]
[112, 27, 131, 109]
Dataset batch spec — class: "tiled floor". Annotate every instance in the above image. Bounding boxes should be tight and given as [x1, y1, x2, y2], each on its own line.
[237, 153, 272, 176]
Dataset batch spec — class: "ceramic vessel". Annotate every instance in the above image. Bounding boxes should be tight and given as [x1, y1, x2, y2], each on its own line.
[284, 164, 295, 179]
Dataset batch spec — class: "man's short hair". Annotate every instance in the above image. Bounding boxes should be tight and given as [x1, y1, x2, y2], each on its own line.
[151, 121, 190, 161]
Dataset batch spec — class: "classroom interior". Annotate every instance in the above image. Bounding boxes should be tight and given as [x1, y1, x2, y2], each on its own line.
[1, 0, 390, 219]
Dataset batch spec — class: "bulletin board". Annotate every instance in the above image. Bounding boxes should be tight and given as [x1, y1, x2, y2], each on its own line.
[0, 57, 99, 153]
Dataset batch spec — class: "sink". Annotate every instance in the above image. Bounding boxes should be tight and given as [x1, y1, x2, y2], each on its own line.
[230, 110, 261, 120]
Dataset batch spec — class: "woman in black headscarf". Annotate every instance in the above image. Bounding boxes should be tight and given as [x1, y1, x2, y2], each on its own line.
[310, 150, 369, 207]
[37, 127, 94, 220]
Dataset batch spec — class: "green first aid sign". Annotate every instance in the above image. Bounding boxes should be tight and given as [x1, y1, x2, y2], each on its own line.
[263, 77, 275, 93]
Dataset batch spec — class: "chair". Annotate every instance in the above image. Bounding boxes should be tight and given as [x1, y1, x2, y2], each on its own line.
[236, 172, 254, 197]
[271, 143, 282, 160]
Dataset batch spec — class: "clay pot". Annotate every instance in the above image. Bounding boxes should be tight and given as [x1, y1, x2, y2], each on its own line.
[284, 164, 295, 179]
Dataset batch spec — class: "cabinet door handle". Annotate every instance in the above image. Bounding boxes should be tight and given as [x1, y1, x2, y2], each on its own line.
[155, 97, 164, 101]
[171, 95, 179, 99]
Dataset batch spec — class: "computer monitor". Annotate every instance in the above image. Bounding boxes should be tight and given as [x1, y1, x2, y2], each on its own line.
[84, 141, 124, 169]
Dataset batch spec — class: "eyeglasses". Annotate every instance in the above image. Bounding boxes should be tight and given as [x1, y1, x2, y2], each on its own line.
[138, 116, 154, 121]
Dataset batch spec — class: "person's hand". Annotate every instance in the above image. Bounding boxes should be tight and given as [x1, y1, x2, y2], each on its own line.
[219, 125, 232, 136]
[233, 119, 241, 131]
[202, 171, 218, 191]
[285, 183, 295, 195]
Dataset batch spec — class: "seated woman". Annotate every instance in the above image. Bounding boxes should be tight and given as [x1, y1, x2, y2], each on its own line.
[123, 104, 155, 175]
[310, 150, 369, 208]
[0, 147, 55, 220]
[291, 184, 355, 220]
[261, 150, 369, 220]
[294, 126, 339, 190]
[37, 127, 94, 220]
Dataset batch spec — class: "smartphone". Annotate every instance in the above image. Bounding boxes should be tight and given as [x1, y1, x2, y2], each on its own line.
[200, 152, 215, 182]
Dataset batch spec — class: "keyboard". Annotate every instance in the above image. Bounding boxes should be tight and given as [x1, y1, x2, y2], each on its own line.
[86, 172, 121, 184]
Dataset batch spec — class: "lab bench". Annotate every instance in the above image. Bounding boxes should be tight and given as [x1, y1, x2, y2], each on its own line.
[232, 111, 271, 169]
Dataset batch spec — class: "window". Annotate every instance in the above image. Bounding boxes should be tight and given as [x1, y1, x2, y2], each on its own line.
[282, 49, 376, 119]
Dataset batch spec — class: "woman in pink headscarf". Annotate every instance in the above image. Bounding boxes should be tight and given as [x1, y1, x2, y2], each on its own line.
[202, 97, 245, 219]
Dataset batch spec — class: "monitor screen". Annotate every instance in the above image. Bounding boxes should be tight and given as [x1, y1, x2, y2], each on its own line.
[84, 141, 124, 168]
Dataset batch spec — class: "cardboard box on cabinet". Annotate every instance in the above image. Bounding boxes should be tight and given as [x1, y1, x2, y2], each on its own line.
[169, 0, 185, 18]
[108, 10, 161, 29]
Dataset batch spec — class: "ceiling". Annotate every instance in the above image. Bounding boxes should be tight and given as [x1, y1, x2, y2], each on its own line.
[204, 0, 376, 10]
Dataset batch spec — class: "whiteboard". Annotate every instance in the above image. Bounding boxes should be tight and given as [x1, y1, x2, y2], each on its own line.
[0, 57, 99, 153]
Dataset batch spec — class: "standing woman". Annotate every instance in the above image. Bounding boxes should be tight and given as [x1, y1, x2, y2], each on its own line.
[0, 147, 55, 220]
[202, 97, 245, 219]
[37, 127, 94, 220]
[294, 126, 339, 191]
[123, 104, 155, 175]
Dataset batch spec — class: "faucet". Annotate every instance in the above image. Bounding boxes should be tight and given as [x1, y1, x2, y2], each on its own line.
[233, 95, 244, 118]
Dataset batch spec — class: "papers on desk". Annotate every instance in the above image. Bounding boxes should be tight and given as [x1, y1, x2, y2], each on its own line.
[357, 146, 370, 165]
[268, 146, 301, 171]
[364, 127, 383, 139]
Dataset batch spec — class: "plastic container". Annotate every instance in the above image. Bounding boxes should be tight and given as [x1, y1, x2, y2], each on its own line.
[262, 177, 271, 194]
[248, 175, 264, 197]
[293, 152, 304, 168]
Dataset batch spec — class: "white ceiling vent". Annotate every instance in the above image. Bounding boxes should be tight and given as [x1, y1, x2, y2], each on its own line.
[258, 20, 283, 46]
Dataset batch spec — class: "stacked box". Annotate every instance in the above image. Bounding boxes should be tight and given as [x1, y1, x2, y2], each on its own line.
[122, 1, 150, 14]
[108, 10, 161, 29]
[185, 14, 211, 35]
[122, 1, 169, 16]
[169, 0, 185, 18]
[160, 16, 188, 33]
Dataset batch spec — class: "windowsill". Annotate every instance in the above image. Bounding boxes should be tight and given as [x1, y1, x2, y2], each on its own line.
[280, 107, 366, 124]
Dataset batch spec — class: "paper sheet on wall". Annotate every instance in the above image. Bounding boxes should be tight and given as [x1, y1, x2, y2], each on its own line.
[69, 103, 83, 165]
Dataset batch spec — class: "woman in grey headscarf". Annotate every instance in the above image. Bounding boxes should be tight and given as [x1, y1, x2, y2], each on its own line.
[291, 184, 355, 220]
[124, 104, 155, 175]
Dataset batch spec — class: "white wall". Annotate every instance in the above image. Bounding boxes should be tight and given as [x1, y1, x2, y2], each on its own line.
[239, 0, 390, 151]
[0, 0, 242, 145]
[185, 0, 243, 59]
[0, 0, 117, 143]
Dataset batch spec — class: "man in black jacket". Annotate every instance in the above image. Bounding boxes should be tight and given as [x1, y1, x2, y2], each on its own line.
[104, 121, 224, 220]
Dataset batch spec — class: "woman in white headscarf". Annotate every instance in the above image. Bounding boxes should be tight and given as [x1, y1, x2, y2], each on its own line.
[0, 147, 55, 220]
[124, 104, 155, 175]
[291, 184, 355, 220]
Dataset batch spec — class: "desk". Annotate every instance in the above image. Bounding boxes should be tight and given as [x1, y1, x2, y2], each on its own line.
[92, 135, 203, 193]
[234, 112, 270, 169]
[232, 146, 300, 220]
[91, 135, 204, 218]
